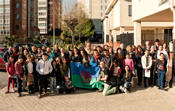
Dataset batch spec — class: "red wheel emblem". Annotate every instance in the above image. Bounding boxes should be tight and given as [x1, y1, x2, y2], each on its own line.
[80, 71, 92, 83]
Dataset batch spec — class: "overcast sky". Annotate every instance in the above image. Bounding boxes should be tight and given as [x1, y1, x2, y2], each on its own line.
[63, 0, 77, 14]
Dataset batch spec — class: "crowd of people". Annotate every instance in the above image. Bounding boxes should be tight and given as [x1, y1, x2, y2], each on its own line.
[3, 39, 173, 98]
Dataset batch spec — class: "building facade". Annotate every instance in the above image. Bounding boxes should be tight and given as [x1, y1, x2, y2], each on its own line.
[38, 0, 62, 35]
[0, 0, 10, 41]
[10, 0, 38, 41]
[103, 0, 173, 48]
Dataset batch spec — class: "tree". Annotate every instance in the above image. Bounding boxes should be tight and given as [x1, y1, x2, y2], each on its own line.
[62, 3, 95, 47]
[75, 18, 94, 41]
[5, 35, 19, 46]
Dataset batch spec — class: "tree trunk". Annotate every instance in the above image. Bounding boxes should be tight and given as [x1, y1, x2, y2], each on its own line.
[79, 33, 80, 42]
[72, 32, 75, 48]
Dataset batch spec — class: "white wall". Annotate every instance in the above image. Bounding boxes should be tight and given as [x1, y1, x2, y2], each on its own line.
[132, 0, 170, 21]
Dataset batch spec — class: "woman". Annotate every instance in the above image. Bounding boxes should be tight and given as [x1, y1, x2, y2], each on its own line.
[150, 45, 157, 86]
[115, 48, 124, 70]
[135, 45, 144, 86]
[119, 65, 134, 93]
[72, 47, 81, 63]
[90, 49, 102, 67]
[80, 49, 90, 67]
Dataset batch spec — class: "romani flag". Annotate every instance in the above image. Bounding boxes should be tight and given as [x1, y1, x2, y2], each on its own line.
[70, 62, 102, 90]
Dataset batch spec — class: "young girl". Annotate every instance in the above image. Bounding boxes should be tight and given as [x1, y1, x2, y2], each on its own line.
[120, 65, 134, 93]
[50, 60, 58, 94]
[123, 53, 134, 72]
[5, 56, 16, 94]
[27, 55, 34, 94]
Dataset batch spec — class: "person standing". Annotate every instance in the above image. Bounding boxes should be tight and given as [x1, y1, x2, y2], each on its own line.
[5, 56, 16, 94]
[141, 50, 152, 88]
[36, 53, 53, 98]
[15, 55, 24, 97]
[155, 53, 168, 89]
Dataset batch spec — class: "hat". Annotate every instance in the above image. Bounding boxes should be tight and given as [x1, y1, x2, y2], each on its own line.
[43, 53, 48, 56]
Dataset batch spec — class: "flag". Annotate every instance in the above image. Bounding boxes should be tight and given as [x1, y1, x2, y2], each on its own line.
[70, 62, 102, 90]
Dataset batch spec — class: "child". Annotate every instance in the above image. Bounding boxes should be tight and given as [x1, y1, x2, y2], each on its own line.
[120, 65, 134, 93]
[155, 53, 168, 89]
[27, 55, 34, 94]
[50, 60, 58, 94]
[15, 55, 24, 97]
[5, 56, 16, 94]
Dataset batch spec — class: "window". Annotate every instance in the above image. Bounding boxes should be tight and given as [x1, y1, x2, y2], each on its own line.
[39, 18, 47, 21]
[16, 14, 20, 19]
[105, 0, 107, 3]
[106, 35, 109, 42]
[38, 12, 46, 15]
[128, 5, 132, 16]
[16, 3, 20, 8]
[38, 7, 47, 10]
[101, 5, 103, 10]
[0, 52, 4, 58]
[15, 25, 19, 30]
[105, 5, 107, 10]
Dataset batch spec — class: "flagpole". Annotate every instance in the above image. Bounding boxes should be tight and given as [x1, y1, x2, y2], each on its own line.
[53, 0, 55, 46]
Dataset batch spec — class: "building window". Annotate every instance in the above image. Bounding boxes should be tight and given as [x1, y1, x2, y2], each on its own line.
[106, 35, 109, 42]
[101, 0, 103, 3]
[101, 5, 103, 10]
[16, 3, 20, 8]
[16, 14, 20, 19]
[105, 5, 107, 10]
[105, 0, 107, 3]
[15, 25, 19, 30]
[128, 5, 132, 16]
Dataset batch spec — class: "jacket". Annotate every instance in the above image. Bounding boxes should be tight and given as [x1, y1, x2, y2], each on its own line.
[36, 59, 53, 75]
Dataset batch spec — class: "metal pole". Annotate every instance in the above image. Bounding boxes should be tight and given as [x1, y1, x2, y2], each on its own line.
[53, 0, 55, 46]
[28, 0, 30, 43]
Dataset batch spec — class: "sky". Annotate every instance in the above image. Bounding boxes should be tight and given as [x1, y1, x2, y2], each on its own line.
[63, 0, 77, 14]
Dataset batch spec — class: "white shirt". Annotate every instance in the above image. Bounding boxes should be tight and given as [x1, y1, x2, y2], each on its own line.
[141, 55, 152, 69]
[27, 62, 33, 74]
[36, 59, 53, 75]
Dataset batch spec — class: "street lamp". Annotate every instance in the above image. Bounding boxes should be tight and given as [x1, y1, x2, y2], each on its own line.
[53, 0, 55, 46]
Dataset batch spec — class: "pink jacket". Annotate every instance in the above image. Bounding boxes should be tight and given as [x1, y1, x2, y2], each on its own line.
[123, 59, 134, 71]
[6, 63, 16, 75]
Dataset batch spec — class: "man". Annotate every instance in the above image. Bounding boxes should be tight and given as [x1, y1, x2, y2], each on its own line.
[97, 61, 117, 96]
[85, 40, 93, 56]
[36, 53, 53, 98]
[3, 46, 13, 63]
[145, 41, 151, 51]
[154, 39, 160, 52]
[120, 43, 127, 58]
[31, 45, 38, 56]
[53, 44, 60, 57]
[102, 49, 112, 70]
[141, 50, 152, 88]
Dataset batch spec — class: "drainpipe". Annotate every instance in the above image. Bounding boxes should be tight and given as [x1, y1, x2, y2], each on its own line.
[170, 0, 175, 87]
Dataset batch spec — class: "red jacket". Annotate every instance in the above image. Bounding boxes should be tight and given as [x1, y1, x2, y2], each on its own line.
[6, 63, 16, 75]
[15, 62, 23, 79]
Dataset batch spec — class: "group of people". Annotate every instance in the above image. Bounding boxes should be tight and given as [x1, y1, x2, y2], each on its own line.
[3, 39, 173, 98]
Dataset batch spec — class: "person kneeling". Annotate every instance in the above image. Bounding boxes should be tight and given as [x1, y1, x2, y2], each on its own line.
[97, 61, 117, 96]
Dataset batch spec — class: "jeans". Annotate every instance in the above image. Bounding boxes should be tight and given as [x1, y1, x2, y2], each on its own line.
[50, 77, 57, 91]
[16, 75, 23, 94]
[102, 83, 116, 96]
[158, 70, 165, 88]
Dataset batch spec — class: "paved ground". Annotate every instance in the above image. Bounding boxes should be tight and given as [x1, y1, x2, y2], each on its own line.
[0, 71, 175, 111]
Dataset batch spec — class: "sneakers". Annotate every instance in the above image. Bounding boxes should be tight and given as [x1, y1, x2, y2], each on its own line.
[5, 91, 9, 94]
[18, 93, 22, 97]
[12, 88, 15, 93]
